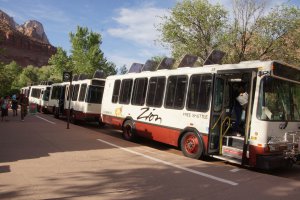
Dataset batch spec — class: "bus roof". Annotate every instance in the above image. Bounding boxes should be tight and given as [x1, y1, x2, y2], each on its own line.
[107, 60, 299, 80]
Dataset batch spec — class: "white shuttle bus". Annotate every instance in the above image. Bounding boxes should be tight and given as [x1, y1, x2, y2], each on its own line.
[20, 86, 31, 97]
[47, 82, 69, 115]
[66, 76, 105, 124]
[101, 59, 300, 169]
[48, 71, 105, 125]
[28, 82, 52, 112]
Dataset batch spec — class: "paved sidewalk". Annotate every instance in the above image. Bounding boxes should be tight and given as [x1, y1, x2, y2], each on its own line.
[1, 110, 300, 200]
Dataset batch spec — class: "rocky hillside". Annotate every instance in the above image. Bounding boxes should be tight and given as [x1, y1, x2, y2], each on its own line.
[0, 10, 56, 67]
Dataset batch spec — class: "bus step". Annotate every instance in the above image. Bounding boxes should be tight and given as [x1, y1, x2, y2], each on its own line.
[223, 136, 244, 149]
[221, 146, 243, 159]
[213, 155, 242, 165]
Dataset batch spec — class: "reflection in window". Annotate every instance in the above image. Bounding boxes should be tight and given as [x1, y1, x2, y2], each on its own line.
[72, 84, 80, 101]
[165, 75, 187, 109]
[79, 84, 87, 102]
[146, 77, 166, 107]
[187, 75, 212, 112]
[112, 80, 121, 103]
[214, 78, 224, 112]
[119, 79, 133, 104]
[43, 87, 51, 101]
[87, 86, 103, 104]
[132, 78, 148, 106]
[257, 77, 300, 121]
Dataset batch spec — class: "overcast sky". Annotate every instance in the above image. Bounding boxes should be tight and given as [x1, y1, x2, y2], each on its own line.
[1, 0, 299, 70]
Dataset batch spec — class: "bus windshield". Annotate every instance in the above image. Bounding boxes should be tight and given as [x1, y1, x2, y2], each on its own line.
[257, 77, 300, 121]
[86, 86, 103, 104]
[43, 88, 51, 101]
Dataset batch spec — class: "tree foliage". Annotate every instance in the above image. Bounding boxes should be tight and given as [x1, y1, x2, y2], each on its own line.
[49, 26, 117, 80]
[49, 47, 72, 78]
[119, 65, 128, 74]
[151, 55, 165, 64]
[69, 26, 115, 76]
[18, 65, 39, 87]
[159, 0, 300, 65]
[251, 4, 300, 65]
[0, 61, 23, 96]
[159, 0, 227, 61]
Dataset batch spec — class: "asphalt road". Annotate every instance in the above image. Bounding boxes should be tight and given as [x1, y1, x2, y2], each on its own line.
[1, 111, 300, 200]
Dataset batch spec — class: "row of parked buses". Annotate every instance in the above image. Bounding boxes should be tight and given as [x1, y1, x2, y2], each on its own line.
[21, 71, 106, 125]
[21, 54, 300, 170]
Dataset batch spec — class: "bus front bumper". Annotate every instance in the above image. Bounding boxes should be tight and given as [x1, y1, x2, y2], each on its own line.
[256, 152, 300, 170]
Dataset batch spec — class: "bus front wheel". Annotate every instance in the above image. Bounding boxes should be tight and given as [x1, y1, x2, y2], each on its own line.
[122, 120, 136, 141]
[181, 132, 203, 159]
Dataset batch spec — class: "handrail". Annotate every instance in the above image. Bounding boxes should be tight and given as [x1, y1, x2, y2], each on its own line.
[219, 116, 231, 154]
[211, 110, 224, 130]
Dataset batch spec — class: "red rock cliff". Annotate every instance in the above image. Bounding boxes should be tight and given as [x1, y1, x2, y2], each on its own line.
[0, 10, 56, 67]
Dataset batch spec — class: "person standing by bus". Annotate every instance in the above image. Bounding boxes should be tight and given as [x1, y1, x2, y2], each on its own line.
[19, 94, 28, 121]
[11, 94, 18, 116]
[231, 84, 248, 136]
[1, 96, 10, 121]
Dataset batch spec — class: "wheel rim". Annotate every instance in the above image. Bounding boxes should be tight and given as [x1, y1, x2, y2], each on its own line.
[184, 134, 199, 154]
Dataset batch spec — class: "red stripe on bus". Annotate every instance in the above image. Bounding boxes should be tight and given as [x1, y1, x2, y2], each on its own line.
[102, 115, 209, 150]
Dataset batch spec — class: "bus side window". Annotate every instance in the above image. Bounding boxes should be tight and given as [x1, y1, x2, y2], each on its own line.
[146, 76, 166, 107]
[131, 78, 148, 106]
[66, 86, 70, 100]
[165, 75, 187, 109]
[187, 74, 212, 112]
[78, 84, 87, 102]
[112, 80, 121, 103]
[119, 79, 133, 104]
[72, 84, 80, 101]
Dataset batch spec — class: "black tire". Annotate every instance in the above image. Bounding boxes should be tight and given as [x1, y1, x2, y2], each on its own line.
[37, 105, 41, 113]
[41, 107, 47, 114]
[180, 132, 203, 159]
[122, 120, 136, 141]
[70, 111, 78, 124]
[98, 119, 105, 128]
[54, 107, 59, 119]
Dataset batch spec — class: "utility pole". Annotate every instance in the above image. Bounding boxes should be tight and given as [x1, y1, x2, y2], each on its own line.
[63, 71, 73, 129]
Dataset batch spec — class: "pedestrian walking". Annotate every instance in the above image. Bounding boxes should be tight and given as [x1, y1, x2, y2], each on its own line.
[19, 94, 29, 121]
[1, 96, 10, 121]
[11, 94, 18, 116]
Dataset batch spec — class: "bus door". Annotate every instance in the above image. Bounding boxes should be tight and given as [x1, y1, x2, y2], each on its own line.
[208, 75, 227, 154]
[59, 85, 66, 114]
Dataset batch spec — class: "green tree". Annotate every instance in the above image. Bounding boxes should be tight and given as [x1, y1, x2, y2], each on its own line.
[0, 62, 9, 96]
[223, 0, 300, 64]
[104, 61, 118, 76]
[48, 47, 72, 80]
[38, 65, 59, 82]
[0, 61, 22, 96]
[222, 0, 266, 63]
[251, 4, 300, 65]
[158, 0, 300, 65]
[119, 65, 128, 74]
[18, 65, 39, 87]
[151, 55, 165, 64]
[5, 61, 22, 89]
[159, 0, 227, 62]
[69, 26, 115, 76]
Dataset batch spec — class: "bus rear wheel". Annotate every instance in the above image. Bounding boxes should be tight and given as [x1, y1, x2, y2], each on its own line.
[122, 120, 136, 141]
[70, 111, 78, 124]
[98, 119, 105, 128]
[181, 132, 203, 159]
[54, 107, 59, 119]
